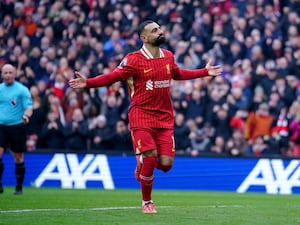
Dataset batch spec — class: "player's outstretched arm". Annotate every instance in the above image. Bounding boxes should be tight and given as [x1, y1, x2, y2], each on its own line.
[174, 58, 223, 80]
[205, 59, 222, 77]
[69, 71, 87, 89]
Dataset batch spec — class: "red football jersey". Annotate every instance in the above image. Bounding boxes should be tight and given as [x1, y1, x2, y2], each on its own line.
[117, 47, 177, 129]
[86, 46, 209, 129]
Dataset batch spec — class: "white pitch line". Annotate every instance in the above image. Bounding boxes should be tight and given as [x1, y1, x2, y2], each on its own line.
[0, 206, 172, 214]
[0, 205, 244, 214]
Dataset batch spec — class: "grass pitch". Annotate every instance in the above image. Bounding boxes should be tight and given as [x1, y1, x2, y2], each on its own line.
[0, 187, 299, 225]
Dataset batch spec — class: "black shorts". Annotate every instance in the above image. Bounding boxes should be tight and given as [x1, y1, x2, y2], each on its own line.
[0, 123, 27, 153]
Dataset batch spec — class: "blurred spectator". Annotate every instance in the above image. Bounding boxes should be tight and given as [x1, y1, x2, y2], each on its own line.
[202, 122, 216, 142]
[229, 109, 247, 133]
[250, 135, 269, 157]
[1, 0, 300, 157]
[210, 136, 226, 155]
[28, 47, 42, 78]
[14, 10, 37, 37]
[272, 75, 295, 107]
[204, 77, 228, 123]
[189, 128, 211, 157]
[44, 93, 66, 126]
[89, 115, 114, 151]
[287, 98, 300, 121]
[267, 91, 285, 118]
[260, 67, 278, 97]
[50, 74, 67, 98]
[226, 129, 248, 157]
[34, 56, 49, 82]
[40, 110, 65, 149]
[185, 118, 199, 135]
[103, 30, 126, 57]
[271, 106, 289, 154]
[57, 56, 73, 79]
[1, 13, 13, 38]
[186, 89, 205, 127]
[174, 113, 191, 153]
[289, 110, 300, 145]
[287, 139, 300, 157]
[249, 130, 281, 157]
[103, 94, 123, 129]
[211, 104, 232, 141]
[171, 85, 188, 115]
[64, 108, 89, 151]
[249, 85, 266, 111]
[225, 41, 244, 65]
[63, 88, 84, 122]
[227, 86, 250, 113]
[244, 103, 274, 145]
[26, 85, 47, 150]
[112, 120, 132, 151]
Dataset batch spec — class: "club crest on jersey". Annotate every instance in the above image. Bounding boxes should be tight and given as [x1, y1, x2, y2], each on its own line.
[117, 58, 127, 69]
[166, 64, 170, 74]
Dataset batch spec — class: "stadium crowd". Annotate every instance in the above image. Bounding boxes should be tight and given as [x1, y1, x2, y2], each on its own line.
[0, 0, 300, 157]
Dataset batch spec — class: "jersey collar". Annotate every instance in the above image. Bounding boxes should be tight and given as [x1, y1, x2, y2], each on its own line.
[140, 45, 165, 59]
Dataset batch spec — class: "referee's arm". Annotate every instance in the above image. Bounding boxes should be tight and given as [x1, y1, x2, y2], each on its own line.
[22, 108, 33, 124]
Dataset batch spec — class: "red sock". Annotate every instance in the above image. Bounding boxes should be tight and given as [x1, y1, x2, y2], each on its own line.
[140, 156, 157, 201]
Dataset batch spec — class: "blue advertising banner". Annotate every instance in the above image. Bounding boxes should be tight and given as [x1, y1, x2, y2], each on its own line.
[2, 153, 300, 194]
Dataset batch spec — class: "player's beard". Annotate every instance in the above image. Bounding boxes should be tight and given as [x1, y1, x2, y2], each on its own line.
[152, 34, 165, 47]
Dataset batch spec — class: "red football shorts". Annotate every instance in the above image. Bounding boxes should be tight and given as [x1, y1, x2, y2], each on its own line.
[131, 127, 175, 157]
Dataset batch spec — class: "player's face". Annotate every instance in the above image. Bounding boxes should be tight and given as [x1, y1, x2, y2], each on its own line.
[143, 22, 165, 46]
[1, 64, 16, 85]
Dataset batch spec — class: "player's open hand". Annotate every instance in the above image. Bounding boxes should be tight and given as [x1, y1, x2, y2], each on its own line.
[69, 71, 87, 89]
[205, 59, 223, 77]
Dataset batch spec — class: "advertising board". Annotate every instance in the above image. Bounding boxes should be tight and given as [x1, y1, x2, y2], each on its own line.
[2, 153, 300, 194]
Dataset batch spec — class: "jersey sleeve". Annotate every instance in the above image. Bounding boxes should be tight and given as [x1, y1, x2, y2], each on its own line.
[114, 54, 138, 78]
[170, 53, 209, 80]
[22, 86, 33, 110]
[86, 54, 137, 88]
[86, 71, 123, 88]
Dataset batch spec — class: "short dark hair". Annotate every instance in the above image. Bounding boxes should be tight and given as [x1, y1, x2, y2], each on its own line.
[137, 20, 155, 37]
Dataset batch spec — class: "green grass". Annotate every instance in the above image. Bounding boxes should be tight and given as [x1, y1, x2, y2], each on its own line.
[0, 187, 299, 225]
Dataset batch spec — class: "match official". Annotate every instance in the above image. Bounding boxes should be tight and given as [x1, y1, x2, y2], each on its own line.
[0, 64, 33, 195]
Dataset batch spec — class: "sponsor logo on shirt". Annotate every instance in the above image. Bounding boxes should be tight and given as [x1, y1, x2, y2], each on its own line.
[146, 80, 170, 90]
[144, 68, 152, 73]
[146, 80, 153, 90]
[10, 98, 17, 107]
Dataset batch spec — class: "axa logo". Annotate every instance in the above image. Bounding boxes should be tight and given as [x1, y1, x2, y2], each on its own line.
[33, 154, 115, 189]
[237, 159, 300, 194]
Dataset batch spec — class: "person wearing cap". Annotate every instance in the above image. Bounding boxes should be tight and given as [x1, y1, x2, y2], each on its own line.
[189, 129, 212, 157]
